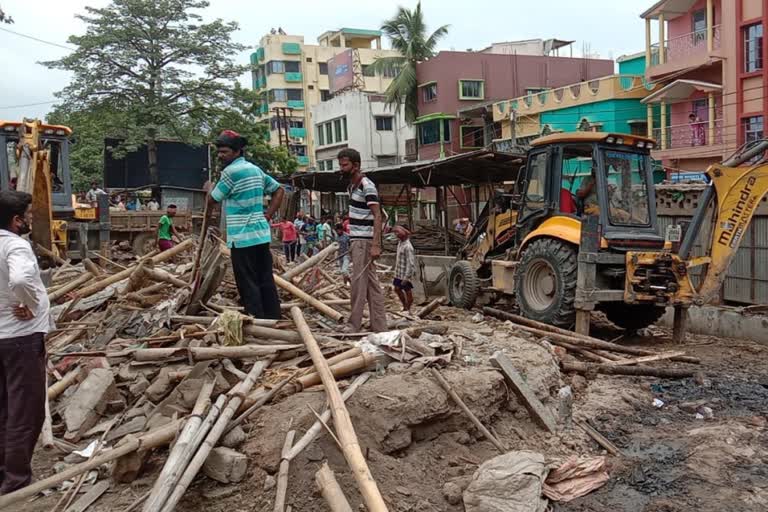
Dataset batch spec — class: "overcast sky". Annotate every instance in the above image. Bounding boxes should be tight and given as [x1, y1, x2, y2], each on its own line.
[0, 0, 652, 121]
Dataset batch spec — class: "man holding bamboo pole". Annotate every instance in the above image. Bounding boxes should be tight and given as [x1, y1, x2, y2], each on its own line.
[207, 130, 285, 319]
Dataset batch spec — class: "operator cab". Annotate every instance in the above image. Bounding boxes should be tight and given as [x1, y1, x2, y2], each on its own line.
[0, 120, 74, 213]
[517, 132, 663, 251]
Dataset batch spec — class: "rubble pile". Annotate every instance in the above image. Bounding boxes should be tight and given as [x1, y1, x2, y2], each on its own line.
[8, 236, 707, 512]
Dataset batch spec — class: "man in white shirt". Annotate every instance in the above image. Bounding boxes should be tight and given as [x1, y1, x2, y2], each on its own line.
[0, 191, 51, 493]
[146, 198, 160, 211]
[85, 181, 105, 205]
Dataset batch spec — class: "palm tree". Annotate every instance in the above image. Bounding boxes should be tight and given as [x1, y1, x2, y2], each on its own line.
[371, 2, 449, 124]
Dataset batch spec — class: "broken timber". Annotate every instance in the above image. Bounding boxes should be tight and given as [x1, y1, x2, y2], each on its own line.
[490, 351, 558, 434]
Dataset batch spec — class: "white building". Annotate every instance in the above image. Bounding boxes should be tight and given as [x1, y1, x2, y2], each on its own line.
[310, 91, 415, 172]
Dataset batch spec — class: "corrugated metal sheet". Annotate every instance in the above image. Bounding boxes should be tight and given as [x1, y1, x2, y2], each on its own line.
[659, 214, 768, 305]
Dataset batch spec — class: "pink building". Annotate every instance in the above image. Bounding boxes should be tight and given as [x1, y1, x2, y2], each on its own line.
[641, 0, 766, 174]
[414, 51, 614, 161]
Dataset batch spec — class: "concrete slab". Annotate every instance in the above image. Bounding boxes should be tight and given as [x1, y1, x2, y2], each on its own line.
[660, 306, 768, 344]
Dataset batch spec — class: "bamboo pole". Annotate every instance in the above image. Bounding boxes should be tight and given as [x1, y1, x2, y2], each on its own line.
[281, 299, 350, 310]
[47, 367, 84, 400]
[143, 267, 189, 289]
[282, 242, 339, 281]
[416, 297, 448, 319]
[74, 239, 193, 299]
[0, 420, 181, 510]
[298, 347, 362, 377]
[315, 463, 354, 512]
[82, 258, 103, 276]
[274, 274, 345, 323]
[42, 374, 55, 450]
[274, 430, 296, 512]
[226, 370, 298, 433]
[290, 307, 387, 512]
[240, 353, 377, 410]
[171, 315, 278, 328]
[482, 307, 699, 364]
[142, 379, 215, 512]
[561, 361, 695, 378]
[48, 272, 94, 302]
[160, 361, 267, 512]
[285, 372, 370, 462]
[132, 345, 300, 362]
[429, 368, 506, 454]
[149, 394, 227, 511]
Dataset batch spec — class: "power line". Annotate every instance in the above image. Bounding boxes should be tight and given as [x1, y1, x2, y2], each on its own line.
[0, 100, 60, 110]
[0, 26, 73, 51]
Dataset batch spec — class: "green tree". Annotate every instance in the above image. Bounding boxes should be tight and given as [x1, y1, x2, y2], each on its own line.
[43, 0, 247, 185]
[371, 2, 449, 123]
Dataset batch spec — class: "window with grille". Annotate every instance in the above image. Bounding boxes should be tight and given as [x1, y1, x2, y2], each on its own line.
[286, 89, 303, 101]
[320, 90, 331, 101]
[743, 115, 764, 144]
[319, 62, 328, 75]
[375, 116, 393, 131]
[419, 119, 451, 145]
[460, 125, 484, 148]
[422, 83, 437, 103]
[383, 64, 399, 78]
[362, 65, 376, 77]
[744, 24, 764, 73]
[459, 80, 484, 100]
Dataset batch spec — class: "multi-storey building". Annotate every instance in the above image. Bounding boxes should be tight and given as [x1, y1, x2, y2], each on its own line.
[413, 50, 614, 160]
[640, 0, 766, 175]
[311, 91, 415, 171]
[492, 53, 660, 148]
[250, 28, 401, 170]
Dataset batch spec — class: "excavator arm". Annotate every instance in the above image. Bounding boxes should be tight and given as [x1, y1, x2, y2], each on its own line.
[10, 120, 59, 258]
[626, 140, 768, 306]
[694, 160, 768, 301]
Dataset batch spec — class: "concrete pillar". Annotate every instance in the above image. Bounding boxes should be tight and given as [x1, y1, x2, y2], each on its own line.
[660, 101, 668, 150]
[659, 15, 666, 65]
[645, 18, 652, 66]
[647, 104, 654, 139]
[708, 92, 716, 144]
[706, 0, 714, 51]
[439, 119, 446, 158]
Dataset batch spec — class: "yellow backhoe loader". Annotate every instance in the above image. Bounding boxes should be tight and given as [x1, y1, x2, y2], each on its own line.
[447, 131, 768, 339]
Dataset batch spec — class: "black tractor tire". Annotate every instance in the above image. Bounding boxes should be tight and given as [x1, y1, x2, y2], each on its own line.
[448, 260, 480, 309]
[132, 232, 156, 257]
[515, 238, 578, 328]
[600, 303, 666, 331]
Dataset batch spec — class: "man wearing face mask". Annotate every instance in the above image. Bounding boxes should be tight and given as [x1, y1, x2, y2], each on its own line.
[0, 191, 52, 493]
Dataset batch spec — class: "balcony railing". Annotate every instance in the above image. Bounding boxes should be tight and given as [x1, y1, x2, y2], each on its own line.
[652, 119, 723, 150]
[650, 25, 721, 66]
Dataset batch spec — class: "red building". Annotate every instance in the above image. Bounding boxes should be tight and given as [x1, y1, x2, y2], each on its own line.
[414, 50, 614, 160]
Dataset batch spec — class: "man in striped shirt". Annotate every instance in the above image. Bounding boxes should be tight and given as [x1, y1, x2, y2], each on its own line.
[208, 130, 285, 319]
[338, 148, 387, 332]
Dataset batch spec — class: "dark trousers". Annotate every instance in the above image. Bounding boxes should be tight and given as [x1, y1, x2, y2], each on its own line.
[231, 243, 281, 319]
[283, 241, 298, 262]
[0, 332, 46, 494]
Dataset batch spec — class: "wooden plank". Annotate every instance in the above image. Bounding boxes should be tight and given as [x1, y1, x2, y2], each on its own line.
[490, 351, 557, 434]
[62, 478, 111, 512]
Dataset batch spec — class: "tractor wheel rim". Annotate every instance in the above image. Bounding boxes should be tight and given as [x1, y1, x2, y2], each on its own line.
[452, 273, 465, 298]
[524, 259, 558, 311]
